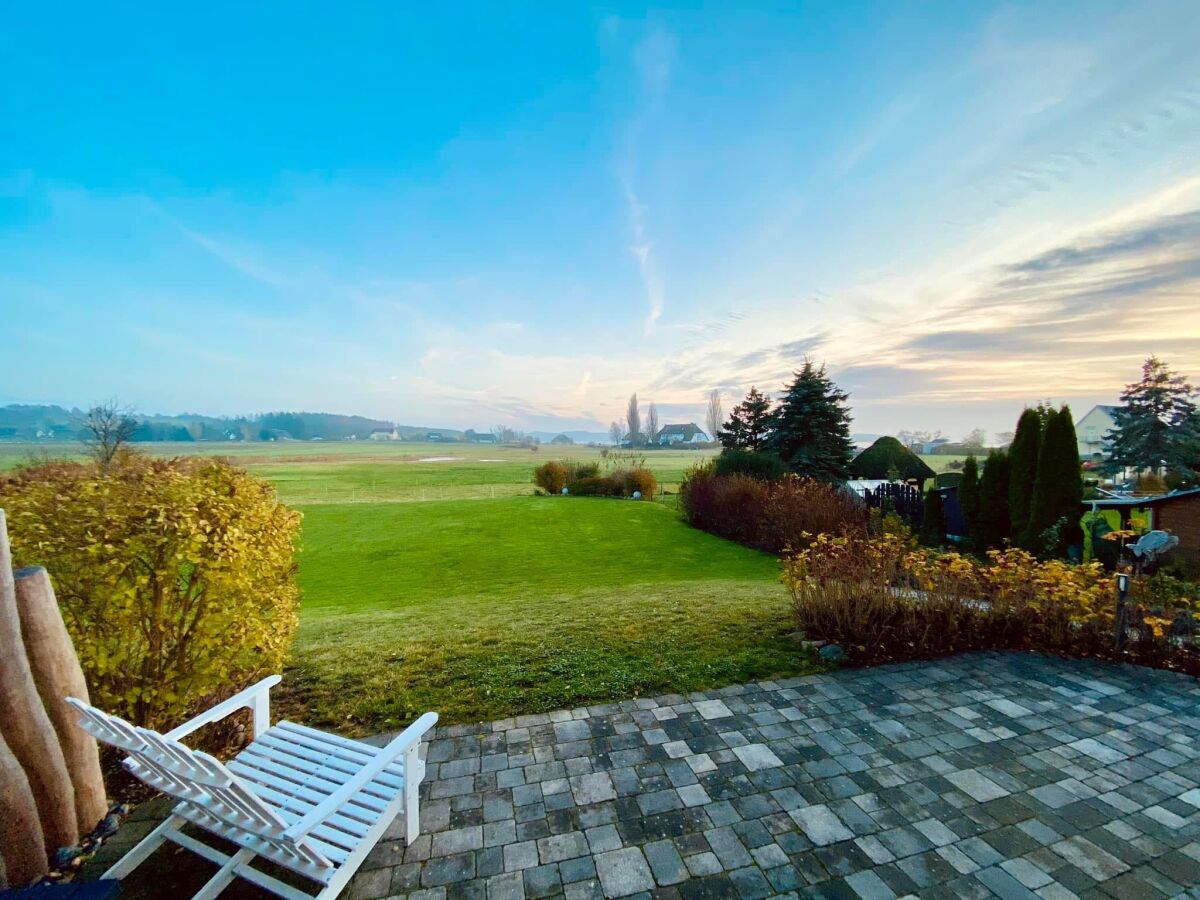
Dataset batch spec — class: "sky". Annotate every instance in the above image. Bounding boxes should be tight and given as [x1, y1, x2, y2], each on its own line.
[3, 2, 1200, 440]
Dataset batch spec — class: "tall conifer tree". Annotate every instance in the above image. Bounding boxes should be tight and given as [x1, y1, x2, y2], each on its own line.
[1008, 407, 1043, 547]
[1105, 356, 1200, 478]
[976, 450, 1011, 550]
[766, 362, 855, 481]
[959, 455, 980, 542]
[720, 387, 773, 451]
[1024, 406, 1084, 556]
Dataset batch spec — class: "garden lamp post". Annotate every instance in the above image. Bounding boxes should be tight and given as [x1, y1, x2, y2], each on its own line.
[1114, 572, 1130, 651]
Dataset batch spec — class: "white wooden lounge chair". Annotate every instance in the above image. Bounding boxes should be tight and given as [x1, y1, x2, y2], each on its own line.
[67, 676, 438, 900]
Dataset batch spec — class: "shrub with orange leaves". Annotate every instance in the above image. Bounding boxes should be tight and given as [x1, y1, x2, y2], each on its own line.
[782, 534, 1199, 672]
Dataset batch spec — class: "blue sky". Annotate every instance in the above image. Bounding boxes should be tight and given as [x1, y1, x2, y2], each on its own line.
[3, 2, 1200, 438]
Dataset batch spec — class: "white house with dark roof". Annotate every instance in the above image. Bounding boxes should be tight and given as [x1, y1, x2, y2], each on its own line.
[1076, 405, 1118, 459]
[656, 423, 709, 445]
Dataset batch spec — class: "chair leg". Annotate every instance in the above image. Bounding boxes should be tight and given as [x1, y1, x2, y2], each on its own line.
[404, 780, 420, 844]
[404, 744, 422, 845]
[192, 847, 255, 900]
[104, 813, 186, 880]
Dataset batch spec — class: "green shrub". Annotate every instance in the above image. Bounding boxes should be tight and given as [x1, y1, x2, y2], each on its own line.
[565, 461, 600, 480]
[533, 461, 568, 494]
[569, 475, 621, 496]
[1, 455, 301, 728]
[714, 449, 786, 481]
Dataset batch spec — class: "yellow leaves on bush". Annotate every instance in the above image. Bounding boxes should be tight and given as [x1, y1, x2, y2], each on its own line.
[780, 533, 1194, 666]
[1, 455, 302, 728]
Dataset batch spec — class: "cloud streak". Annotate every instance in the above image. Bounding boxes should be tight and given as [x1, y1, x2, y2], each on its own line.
[617, 24, 676, 335]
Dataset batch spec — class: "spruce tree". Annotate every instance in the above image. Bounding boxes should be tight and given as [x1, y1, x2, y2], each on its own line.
[766, 362, 855, 481]
[1024, 406, 1084, 557]
[1008, 407, 1043, 548]
[719, 387, 773, 451]
[976, 450, 1011, 551]
[1105, 356, 1200, 478]
[959, 455, 980, 542]
[920, 487, 945, 546]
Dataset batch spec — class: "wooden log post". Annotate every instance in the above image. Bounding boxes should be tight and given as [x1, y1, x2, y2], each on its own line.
[0, 510, 78, 853]
[15, 565, 108, 833]
[0, 728, 48, 886]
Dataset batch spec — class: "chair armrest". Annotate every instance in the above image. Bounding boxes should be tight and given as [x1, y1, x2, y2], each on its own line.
[284, 711, 438, 840]
[164, 675, 282, 742]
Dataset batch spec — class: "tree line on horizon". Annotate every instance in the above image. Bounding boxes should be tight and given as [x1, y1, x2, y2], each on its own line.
[0, 404, 466, 443]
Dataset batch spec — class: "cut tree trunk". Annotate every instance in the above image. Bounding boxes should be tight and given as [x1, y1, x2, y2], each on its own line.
[0, 728, 48, 886]
[0, 510, 78, 853]
[14, 565, 108, 833]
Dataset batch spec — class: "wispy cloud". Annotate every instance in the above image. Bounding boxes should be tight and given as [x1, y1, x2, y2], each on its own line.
[622, 179, 664, 334]
[617, 24, 676, 335]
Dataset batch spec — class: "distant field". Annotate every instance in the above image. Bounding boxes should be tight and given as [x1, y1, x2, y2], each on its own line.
[0, 441, 712, 503]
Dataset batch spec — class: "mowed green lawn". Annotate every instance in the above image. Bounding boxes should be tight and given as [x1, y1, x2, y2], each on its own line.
[1, 440, 814, 732]
[282, 495, 798, 732]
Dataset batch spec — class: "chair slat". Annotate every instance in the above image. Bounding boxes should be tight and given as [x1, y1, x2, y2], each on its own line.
[237, 742, 394, 812]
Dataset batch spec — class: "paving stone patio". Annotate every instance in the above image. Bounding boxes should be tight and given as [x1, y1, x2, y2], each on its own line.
[83, 652, 1200, 898]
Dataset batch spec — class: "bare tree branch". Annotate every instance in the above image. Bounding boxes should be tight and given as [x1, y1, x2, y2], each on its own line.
[705, 390, 723, 443]
[79, 400, 138, 467]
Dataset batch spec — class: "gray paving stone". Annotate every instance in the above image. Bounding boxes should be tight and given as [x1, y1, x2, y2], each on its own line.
[572, 772, 617, 805]
[504, 841, 539, 872]
[644, 838, 689, 885]
[594, 846, 655, 897]
[731, 743, 784, 772]
[791, 803, 855, 846]
[685, 851, 724, 877]
[538, 830, 590, 863]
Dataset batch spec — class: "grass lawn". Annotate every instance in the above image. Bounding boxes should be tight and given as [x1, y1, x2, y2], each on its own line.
[1, 440, 806, 733]
[280, 495, 800, 732]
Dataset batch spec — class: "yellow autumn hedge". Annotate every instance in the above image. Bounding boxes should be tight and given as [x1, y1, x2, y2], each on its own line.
[1, 455, 301, 728]
[783, 533, 1198, 669]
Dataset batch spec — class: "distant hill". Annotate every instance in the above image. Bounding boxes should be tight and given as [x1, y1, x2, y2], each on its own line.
[0, 404, 467, 443]
[528, 430, 614, 445]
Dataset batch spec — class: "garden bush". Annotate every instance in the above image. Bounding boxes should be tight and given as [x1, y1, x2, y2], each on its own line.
[565, 461, 600, 480]
[758, 476, 867, 552]
[680, 466, 864, 550]
[782, 533, 1199, 673]
[533, 460, 568, 494]
[569, 475, 622, 496]
[610, 467, 658, 500]
[534, 459, 655, 500]
[679, 468, 769, 545]
[0, 455, 302, 728]
[713, 448, 785, 481]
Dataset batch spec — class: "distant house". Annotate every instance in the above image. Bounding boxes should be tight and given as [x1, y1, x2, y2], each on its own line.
[657, 423, 709, 445]
[426, 431, 444, 442]
[918, 438, 950, 455]
[472, 432, 497, 444]
[368, 428, 398, 441]
[1076, 405, 1118, 459]
[551, 434, 574, 445]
